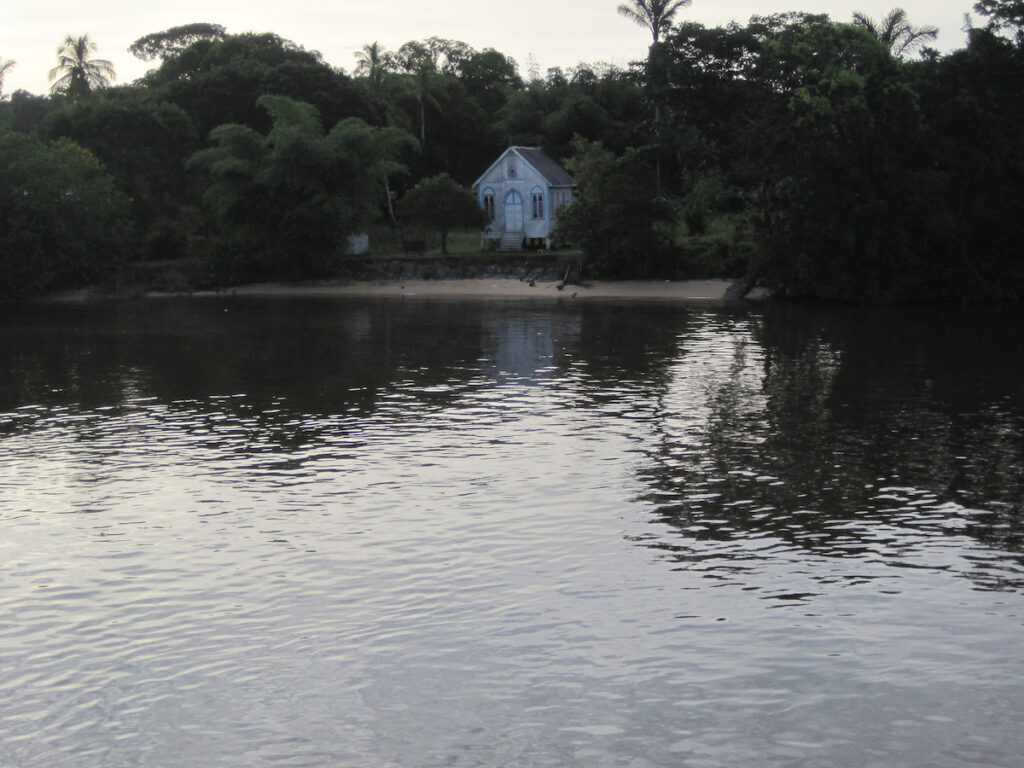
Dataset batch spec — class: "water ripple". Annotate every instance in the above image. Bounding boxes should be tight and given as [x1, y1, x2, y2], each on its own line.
[1, 299, 1023, 767]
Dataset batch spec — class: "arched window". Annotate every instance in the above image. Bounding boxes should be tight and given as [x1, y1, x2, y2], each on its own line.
[531, 187, 545, 219]
[482, 188, 496, 220]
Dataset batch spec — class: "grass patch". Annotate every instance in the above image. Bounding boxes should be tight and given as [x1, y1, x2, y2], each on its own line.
[427, 230, 482, 256]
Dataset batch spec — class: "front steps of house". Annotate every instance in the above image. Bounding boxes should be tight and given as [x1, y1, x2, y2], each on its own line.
[498, 232, 524, 252]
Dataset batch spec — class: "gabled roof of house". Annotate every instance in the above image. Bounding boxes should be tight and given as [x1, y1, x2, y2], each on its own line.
[513, 147, 577, 187]
[473, 147, 577, 190]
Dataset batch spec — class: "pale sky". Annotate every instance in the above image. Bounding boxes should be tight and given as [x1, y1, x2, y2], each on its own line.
[3, 0, 972, 97]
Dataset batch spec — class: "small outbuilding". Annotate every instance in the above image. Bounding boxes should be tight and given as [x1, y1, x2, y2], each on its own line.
[473, 147, 577, 250]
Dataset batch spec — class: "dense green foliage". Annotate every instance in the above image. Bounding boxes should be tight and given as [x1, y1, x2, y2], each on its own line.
[655, 6, 1024, 300]
[0, 5, 1022, 300]
[557, 139, 677, 278]
[188, 95, 412, 281]
[0, 133, 130, 296]
[40, 93, 198, 260]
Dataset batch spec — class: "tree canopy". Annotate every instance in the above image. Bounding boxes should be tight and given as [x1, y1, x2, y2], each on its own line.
[129, 23, 227, 62]
[975, 0, 1024, 32]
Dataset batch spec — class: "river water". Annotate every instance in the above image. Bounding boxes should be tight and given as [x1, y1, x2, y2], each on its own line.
[1, 296, 1022, 767]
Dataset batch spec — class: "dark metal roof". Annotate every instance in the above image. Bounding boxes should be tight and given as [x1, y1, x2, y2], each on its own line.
[513, 147, 577, 187]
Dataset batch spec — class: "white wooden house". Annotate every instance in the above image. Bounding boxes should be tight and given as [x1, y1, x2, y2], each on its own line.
[473, 147, 577, 250]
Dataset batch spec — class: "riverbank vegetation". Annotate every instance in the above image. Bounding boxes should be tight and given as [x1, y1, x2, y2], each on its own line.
[1, 2, 1022, 301]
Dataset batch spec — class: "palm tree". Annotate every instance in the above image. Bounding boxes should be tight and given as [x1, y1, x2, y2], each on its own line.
[409, 60, 443, 148]
[354, 42, 408, 125]
[48, 34, 115, 99]
[852, 8, 939, 57]
[617, 0, 692, 44]
[354, 41, 408, 224]
[354, 41, 388, 87]
[0, 58, 15, 100]
[618, 1, 691, 194]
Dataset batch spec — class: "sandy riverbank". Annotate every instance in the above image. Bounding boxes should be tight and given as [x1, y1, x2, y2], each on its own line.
[43, 278, 768, 303]
[209, 278, 767, 301]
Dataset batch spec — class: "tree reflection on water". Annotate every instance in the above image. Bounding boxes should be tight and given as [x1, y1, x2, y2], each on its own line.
[636, 302, 1024, 590]
[2, 296, 1022, 590]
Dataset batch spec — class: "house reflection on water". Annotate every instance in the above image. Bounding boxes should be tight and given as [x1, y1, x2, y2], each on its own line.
[479, 306, 580, 383]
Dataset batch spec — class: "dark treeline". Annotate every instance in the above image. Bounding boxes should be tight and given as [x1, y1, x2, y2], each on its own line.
[1, 4, 1022, 301]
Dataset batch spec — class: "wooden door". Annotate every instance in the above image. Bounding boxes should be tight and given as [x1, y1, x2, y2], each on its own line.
[504, 190, 524, 232]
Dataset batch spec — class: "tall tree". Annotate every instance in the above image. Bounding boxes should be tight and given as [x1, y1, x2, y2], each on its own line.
[0, 58, 14, 100]
[354, 41, 388, 86]
[385, 39, 466, 148]
[852, 8, 939, 57]
[974, 0, 1024, 32]
[354, 41, 404, 125]
[389, 37, 475, 75]
[617, 0, 693, 43]
[409, 60, 443, 147]
[129, 23, 226, 61]
[48, 35, 115, 99]
[618, 0, 691, 194]
[457, 48, 522, 110]
[353, 42, 411, 223]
